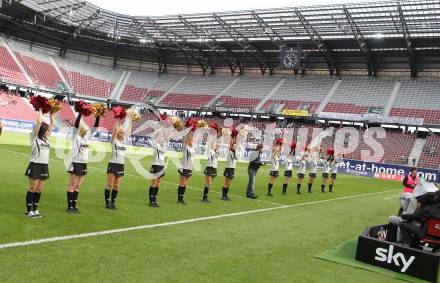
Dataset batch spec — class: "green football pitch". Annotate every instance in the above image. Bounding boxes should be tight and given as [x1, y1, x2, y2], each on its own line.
[0, 132, 407, 282]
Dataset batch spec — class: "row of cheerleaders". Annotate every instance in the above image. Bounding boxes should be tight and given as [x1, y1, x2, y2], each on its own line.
[23, 96, 341, 217]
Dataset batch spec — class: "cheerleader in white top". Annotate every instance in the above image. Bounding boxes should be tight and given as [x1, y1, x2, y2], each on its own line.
[104, 107, 133, 210]
[306, 147, 321, 193]
[149, 130, 167, 208]
[321, 148, 334, 193]
[177, 131, 195, 205]
[329, 152, 343, 193]
[267, 138, 282, 197]
[296, 146, 310, 194]
[66, 108, 100, 213]
[282, 141, 296, 195]
[24, 107, 55, 218]
[202, 122, 221, 203]
[222, 139, 237, 201]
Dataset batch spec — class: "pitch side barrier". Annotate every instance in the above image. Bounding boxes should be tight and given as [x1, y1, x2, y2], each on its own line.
[339, 158, 439, 183]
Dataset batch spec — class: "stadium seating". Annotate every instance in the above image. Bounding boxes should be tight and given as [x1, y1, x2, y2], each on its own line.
[323, 77, 395, 114]
[54, 57, 122, 98]
[57, 101, 76, 125]
[391, 79, 440, 125]
[0, 47, 29, 86]
[262, 76, 336, 112]
[418, 134, 440, 169]
[0, 91, 35, 121]
[120, 71, 161, 102]
[216, 77, 279, 109]
[159, 76, 233, 108]
[14, 52, 62, 90]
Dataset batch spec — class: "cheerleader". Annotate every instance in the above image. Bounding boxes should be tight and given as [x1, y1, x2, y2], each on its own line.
[202, 141, 219, 203]
[282, 141, 296, 195]
[105, 114, 132, 210]
[307, 147, 320, 193]
[148, 131, 167, 208]
[66, 114, 100, 213]
[267, 140, 282, 197]
[177, 133, 195, 205]
[24, 109, 55, 217]
[321, 149, 333, 193]
[222, 141, 238, 201]
[296, 147, 310, 194]
[329, 152, 342, 192]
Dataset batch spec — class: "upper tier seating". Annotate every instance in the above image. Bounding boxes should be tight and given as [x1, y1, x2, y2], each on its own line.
[54, 57, 123, 98]
[0, 47, 28, 86]
[263, 76, 336, 112]
[216, 76, 280, 109]
[120, 71, 161, 102]
[323, 77, 395, 114]
[390, 79, 440, 125]
[159, 76, 234, 108]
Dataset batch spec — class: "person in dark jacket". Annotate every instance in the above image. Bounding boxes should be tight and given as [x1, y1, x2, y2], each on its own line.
[246, 144, 264, 199]
[399, 203, 440, 248]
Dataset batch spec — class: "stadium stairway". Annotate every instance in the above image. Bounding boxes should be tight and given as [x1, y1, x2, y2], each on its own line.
[383, 81, 401, 116]
[108, 70, 130, 101]
[0, 38, 33, 87]
[206, 77, 240, 108]
[316, 79, 342, 113]
[154, 76, 186, 106]
[408, 138, 426, 166]
[255, 78, 286, 112]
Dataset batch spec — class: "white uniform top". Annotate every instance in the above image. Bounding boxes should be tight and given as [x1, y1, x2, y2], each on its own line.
[297, 152, 309, 174]
[207, 149, 219, 168]
[181, 145, 195, 170]
[322, 159, 331, 174]
[152, 142, 166, 166]
[271, 154, 281, 171]
[109, 139, 126, 165]
[30, 132, 50, 164]
[226, 149, 237, 169]
[284, 154, 295, 171]
[331, 156, 342, 174]
[309, 152, 319, 174]
[71, 135, 89, 164]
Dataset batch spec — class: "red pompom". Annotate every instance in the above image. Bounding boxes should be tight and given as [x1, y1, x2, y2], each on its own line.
[327, 148, 335, 155]
[275, 138, 283, 145]
[159, 113, 168, 121]
[290, 141, 297, 150]
[231, 127, 239, 138]
[186, 117, 198, 132]
[29, 95, 50, 113]
[209, 122, 218, 131]
[112, 106, 127, 119]
[74, 100, 93, 117]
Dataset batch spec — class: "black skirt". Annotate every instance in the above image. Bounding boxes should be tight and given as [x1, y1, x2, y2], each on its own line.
[107, 163, 125, 177]
[309, 173, 317, 178]
[150, 165, 166, 178]
[270, 171, 280, 177]
[67, 162, 88, 176]
[204, 166, 217, 178]
[284, 170, 293, 177]
[331, 173, 337, 179]
[25, 162, 49, 180]
[178, 168, 192, 178]
[322, 173, 329, 178]
[223, 168, 235, 179]
[297, 173, 305, 179]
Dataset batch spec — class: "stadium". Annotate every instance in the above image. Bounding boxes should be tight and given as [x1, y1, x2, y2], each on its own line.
[0, 0, 440, 281]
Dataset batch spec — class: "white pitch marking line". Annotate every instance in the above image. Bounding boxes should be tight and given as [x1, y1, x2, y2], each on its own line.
[0, 148, 286, 207]
[0, 189, 399, 250]
[383, 195, 401, 200]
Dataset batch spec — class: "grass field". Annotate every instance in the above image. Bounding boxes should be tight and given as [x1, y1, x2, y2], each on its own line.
[0, 131, 408, 282]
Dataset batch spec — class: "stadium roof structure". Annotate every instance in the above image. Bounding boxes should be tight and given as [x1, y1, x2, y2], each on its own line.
[1, 0, 440, 76]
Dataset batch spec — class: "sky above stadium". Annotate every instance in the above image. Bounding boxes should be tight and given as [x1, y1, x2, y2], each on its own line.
[87, 0, 373, 16]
